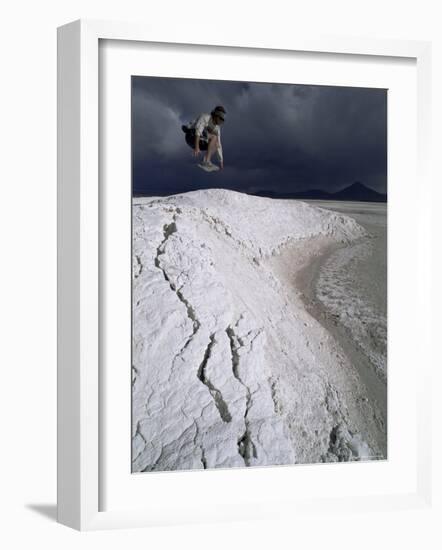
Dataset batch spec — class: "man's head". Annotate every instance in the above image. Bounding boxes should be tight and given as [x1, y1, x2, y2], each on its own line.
[211, 105, 226, 125]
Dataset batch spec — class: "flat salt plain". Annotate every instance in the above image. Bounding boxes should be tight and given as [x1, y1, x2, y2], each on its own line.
[132, 190, 387, 472]
[298, 200, 387, 422]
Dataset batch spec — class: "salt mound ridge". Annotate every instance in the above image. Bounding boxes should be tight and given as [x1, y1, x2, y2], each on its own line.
[132, 189, 378, 472]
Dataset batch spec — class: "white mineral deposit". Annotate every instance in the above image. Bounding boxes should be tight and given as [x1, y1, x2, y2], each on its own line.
[132, 189, 387, 472]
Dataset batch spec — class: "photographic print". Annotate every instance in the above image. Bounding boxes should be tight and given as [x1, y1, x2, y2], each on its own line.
[131, 76, 387, 472]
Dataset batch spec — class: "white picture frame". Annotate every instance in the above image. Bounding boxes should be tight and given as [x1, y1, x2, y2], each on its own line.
[57, 19, 432, 531]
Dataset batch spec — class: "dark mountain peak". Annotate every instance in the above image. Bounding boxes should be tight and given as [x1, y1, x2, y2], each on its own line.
[333, 182, 386, 202]
[346, 181, 368, 190]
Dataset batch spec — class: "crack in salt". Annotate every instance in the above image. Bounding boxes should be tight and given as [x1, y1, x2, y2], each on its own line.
[200, 446, 208, 469]
[153, 216, 233, 427]
[134, 255, 143, 278]
[193, 421, 208, 469]
[226, 325, 257, 465]
[133, 421, 148, 462]
[197, 334, 232, 423]
[154, 217, 201, 351]
[132, 365, 139, 388]
[135, 421, 147, 445]
[269, 377, 281, 414]
[142, 446, 165, 472]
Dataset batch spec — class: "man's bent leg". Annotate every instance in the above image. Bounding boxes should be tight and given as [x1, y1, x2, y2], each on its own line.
[204, 135, 218, 163]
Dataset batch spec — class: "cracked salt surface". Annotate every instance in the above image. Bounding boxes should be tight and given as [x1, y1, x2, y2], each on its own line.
[132, 189, 386, 472]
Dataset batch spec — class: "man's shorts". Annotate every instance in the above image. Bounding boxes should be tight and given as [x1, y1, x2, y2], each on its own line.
[182, 125, 209, 151]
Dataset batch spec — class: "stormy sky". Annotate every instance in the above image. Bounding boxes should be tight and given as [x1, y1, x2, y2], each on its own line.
[132, 76, 387, 197]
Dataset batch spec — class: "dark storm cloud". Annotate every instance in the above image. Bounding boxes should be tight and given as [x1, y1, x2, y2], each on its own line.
[132, 76, 387, 196]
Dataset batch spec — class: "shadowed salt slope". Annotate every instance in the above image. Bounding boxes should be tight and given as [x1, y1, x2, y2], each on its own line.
[132, 189, 382, 472]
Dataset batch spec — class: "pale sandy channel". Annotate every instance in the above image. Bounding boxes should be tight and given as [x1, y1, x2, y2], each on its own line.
[300, 201, 386, 425]
[267, 200, 387, 454]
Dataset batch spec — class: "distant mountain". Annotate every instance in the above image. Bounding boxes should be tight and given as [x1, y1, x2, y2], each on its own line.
[332, 182, 387, 202]
[253, 182, 386, 202]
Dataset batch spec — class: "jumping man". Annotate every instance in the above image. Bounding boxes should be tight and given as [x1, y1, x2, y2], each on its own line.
[182, 105, 226, 171]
